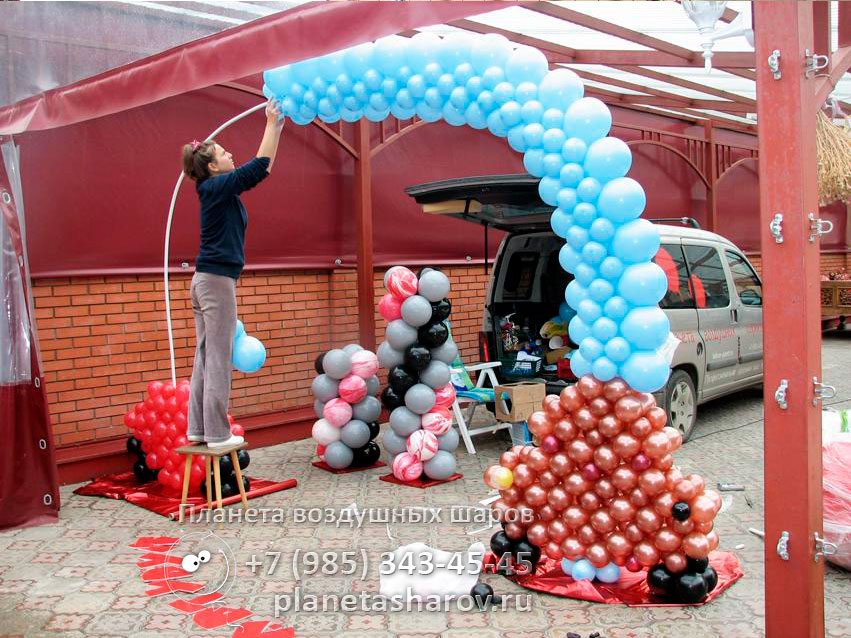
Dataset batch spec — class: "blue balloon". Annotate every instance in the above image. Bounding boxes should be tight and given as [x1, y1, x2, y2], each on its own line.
[423, 62, 443, 85]
[551, 209, 574, 239]
[604, 296, 630, 320]
[325, 85, 343, 105]
[395, 88, 415, 109]
[442, 103, 466, 126]
[592, 356, 618, 382]
[521, 100, 544, 124]
[335, 74, 354, 96]
[559, 302, 577, 323]
[292, 59, 320, 85]
[588, 278, 615, 303]
[436, 73, 455, 96]
[407, 32, 441, 72]
[569, 350, 592, 378]
[557, 187, 578, 212]
[612, 219, 661, 264]
[449, 86, 470, 110]
[577, 177, 602, 203]
[365, 105, 392, 122]
[262, 84, 274, 100]
[373, 36, 407, 76]
[573, 263, 596, 287]
[538, 176, 560, 206]
[564, 97, 612, 143]
[559, 163, 584, 188]
[423, 87, 442, 108]
[543, 153, 565, 178]
[562, 137, 588, 163]
[571, 559, 597, 581]
[618, 262, 668, 306]
[233, 335, 266, 373]
[589, 218, 616, 243]
[524, 149, 546, 177]
[573, 202, 597, 227]
[302, 90, 318, 110]
[542, 129, 566, 154]
[318, 98, 336, 117]
[416, 103, 442, 123]
[538, 68, 584, 109]
[235, 320, 245, 339]
[466, 74, 485, 98]
[369, 94, 390, 111]
[343, 43, 373, 77]
[582, 241, 607, 266]
[620, 350, 670, 392]
[507, 124, 528, 153]
[471, 33, 512, 74]
[506, 45, 549, 85]
[342, 95, 359, 111]
[524, 123, 545, 148]
[438, 32, 474, 72]
[561, 558, 575, 576]
[565, 280, 589, 309]
[391, 104, 415, 121]
[362, 69, 383, 91]
[598, 178, 647, 223]
[264, 66, 293, 95]
[621, 307, 670, 351]
[476, 89, 496, 113]
[578, 300, 602, 325]
[465, 102, 487, 128]
[605, 336, 632, 363]
[341, 107, 364, 122]
[453, 62, 475, 85]
[482, 66, 506, 89]
[407, 75, 427, 99]
[492, 81, 515, 105]
[542, 108, 565, 130]
[567, 225, 589, 251]
[515, 81, 538, 104]
[568, 316, 592, 344]
[591, 317, 618, 342]
[599, 256, 625, 280]
[486, 110, 508, 137]
[596, 562, 622, 584]
[318, 112, 340, 124]
[351, 82, 368, 104]
[584, 137, 633, 181]
[499, 101, 522, 126]
[288, 82, 306, 102]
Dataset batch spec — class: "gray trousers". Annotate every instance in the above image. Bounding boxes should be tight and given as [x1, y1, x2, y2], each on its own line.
[188, 272, 237, 443]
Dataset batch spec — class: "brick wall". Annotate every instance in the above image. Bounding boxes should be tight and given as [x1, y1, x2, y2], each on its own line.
[746, 252, 850, 277]
[34, 265, 490, 448]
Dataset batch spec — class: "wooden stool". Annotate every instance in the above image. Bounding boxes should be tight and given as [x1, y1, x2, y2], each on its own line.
[176, 442, 249, 523]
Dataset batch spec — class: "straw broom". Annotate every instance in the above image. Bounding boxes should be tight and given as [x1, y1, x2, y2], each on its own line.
[817, 110, 851, 206]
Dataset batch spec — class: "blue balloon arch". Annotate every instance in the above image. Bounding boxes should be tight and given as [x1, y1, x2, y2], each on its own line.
[264, 32, 672, 392]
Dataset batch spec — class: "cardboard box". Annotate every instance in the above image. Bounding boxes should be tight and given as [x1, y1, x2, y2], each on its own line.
[545, 346, 571, 365]
[494, 381, 547, 422]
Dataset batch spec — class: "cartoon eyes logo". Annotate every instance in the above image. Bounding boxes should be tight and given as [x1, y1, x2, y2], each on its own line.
[181, 549, 212, 573]
[164, 531, 236, 602]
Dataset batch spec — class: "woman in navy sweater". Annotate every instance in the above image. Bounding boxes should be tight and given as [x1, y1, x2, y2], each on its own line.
[180, 98, 283, 448]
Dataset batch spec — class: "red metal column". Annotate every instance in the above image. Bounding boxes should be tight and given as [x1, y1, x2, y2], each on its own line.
[354, 120, 376, 351]
[703, 120, 718, 232]
[754, 3, 824, 638]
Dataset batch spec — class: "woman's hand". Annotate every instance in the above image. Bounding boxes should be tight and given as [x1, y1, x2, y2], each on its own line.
[265, 98, 284, 128]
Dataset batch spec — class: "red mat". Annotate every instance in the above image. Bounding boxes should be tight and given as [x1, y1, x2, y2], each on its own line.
[312, 460, 386, 474]
[74, 471, 297, 519]
[379, 472, 463, 488]
[484, 550, 743, 607]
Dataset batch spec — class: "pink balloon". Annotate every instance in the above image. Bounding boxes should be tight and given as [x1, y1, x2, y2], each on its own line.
[406, 430, 439, 461]
[543, 395, 565, 421]
[386, 267, 419, 299]
[392, 452, 423, 482]
[540, 435, 561, 455]
[323, 398, 353, 427]
[350, 350, 379, 379]
[338, 375, 368, 404]
[500, 450, 520, 470]
[594, 478, 616, 501]
[580, 463, 602, 482]
[625, 556, 643, 572]
[421, 409, 452, 435]
[378, 293, 403, 321]
[433, 384, 457, 409]
[631, 453, 652, 472]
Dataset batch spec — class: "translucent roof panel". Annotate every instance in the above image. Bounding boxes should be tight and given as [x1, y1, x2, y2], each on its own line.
[0, 0, 309, 107]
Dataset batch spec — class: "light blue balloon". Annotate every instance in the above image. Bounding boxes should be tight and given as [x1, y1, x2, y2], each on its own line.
[573, 263, 596, 287]
[542, 108, 565, 130]
[436, 73, 456, 96]
[589, 218, 615, 243]
[564, 97, 612, 143]
[521, 100, 544, 124]
[538, 176, 560, 206]
[317, 52, 345, 83]
[264, 66, 293, 95]
[571, 559, 597, 581]
[341, 107, 363, 123]
[562, 137, 588, 163]
[363, 69, 383, 92]
[442, 102, 466, 126]
[599, 256, 625, 280]
[407, 75, 427, 98]
[500, 101, 522, 127]
[568, 316, 592, 344]
[592, 356, 618, 382]
[561, 558, 575, 576]
[621, 350, 670, 392]
[407, 32, 441, 72]
[416, 103, 442, 123]
[486, 110, 508, 137]
[365, 105, 392, 122]
[618, 262, 668, 306]
[559, 302, 577, 323]
[325, 85, 343, 105]
[477, 89, 496, 113]
[233, 335, 266, 373]
[343, 43, 374, 77]
[465, 75, 484, 99]
[612, 219, 661, 264]
[584, 137, 633, 181]
[292, 59, 320, 85]
[335, 73, 354, 96]
[596, 562, 622, 584]
[592, 317, 618, 342]
[342, 95, 359, 111]
[423, 62, 443, 85]
[506, 45, 549, 84]
[524, 149, 546, 177]
[551, 209, 574, 239]
[424, 87, 442, 108]
[374, 35, 407, 76]
[543, 153, 565, 178]
[588, 278, 615, 303]
[604, 296, 630, 320]
[598, 178, 647, 223]
[577, 177, 602, 203]
[560, 163, 584, 188]
[302, 90, 318, 110]
[390, 104, 416, 121]
[482, 66, 505, 89]
[471, 33, 513, 73]
[382, 78, 399, 99]
[507, 124, 528, 153]
[524, 123, 545, 148]
[262, 84, 275, 100]
[565, 280, 589, 309]
[570, 350, 592, 378]
[369, 94, 390, 111]
[605, 336, 632, 363]
[557, 187, 578, 212]
[464, 102, 487, 129]
[492, 81, 515, 105]
[578, 300, 602, 325]
[515, 81, 538, 104]
[318, 112, 340, 124]
[573, 202, 597, 227]
[566, 227, 589, 253]
[438, 32, 474, 72]
[449, 86, 470, 110]
[454, 62, 475, 85]
[235, 320, 245, 339]
[351, 82, 368, 104]
[538, 68, 584, 109]
[621, 306, 670, 350]
[318, 99, 336, 117]
[582, 241, 607, 266]
[395, 87, 415, 109]
[288, 82, 305, 101]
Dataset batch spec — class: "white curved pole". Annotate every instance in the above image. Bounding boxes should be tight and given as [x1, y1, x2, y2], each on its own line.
[164, 102, 267, 386]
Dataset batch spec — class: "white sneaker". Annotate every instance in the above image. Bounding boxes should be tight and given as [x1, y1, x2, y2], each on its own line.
[187, 434, 204, 443]
[207, 434, 244, 449]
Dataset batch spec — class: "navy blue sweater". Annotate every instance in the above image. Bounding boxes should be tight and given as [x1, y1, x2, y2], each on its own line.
[195, 156, 270, 279]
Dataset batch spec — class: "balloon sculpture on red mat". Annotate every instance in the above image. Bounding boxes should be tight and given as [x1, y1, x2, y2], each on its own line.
[377, 266, 460, 482]
[123, 379, 250, 498]
[485, 376, 721, 604]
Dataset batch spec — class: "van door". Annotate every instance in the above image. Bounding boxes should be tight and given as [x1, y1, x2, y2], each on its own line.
[682, 242, 740, 400]
[723, 250, 764, 384]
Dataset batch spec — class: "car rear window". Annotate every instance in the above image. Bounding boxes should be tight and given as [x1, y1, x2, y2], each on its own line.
[502, 252, 539, 300]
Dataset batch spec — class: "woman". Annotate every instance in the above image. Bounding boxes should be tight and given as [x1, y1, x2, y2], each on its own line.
[180, 98, 283, 448]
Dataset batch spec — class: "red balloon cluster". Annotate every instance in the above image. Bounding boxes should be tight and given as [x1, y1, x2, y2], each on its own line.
[123, 379, 244, 492]
[486, 375, 721, 574]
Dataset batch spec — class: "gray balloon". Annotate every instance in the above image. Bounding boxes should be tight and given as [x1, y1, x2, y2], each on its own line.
[377, 341, 405, 370]
[313, 399, 326, 419]
[341, 419, 370, 448]
[365, 375, 381, 396]
[323, 349, 352, 380]
[311, 374, 339, 402]
[389, 407, 422, 437]
[401, 295, 433, 328]
[324, 441, 354, 469]
[430, 339, 459, 365]
[382, 429, 407, 455]
[385, 320, 418, 350]
[418, 270, 451, 303]
[419, 360, 451, 389]
[352, 395, 382, 423]
[343, 343, 364, 355]
[437, 428, 459, 452]
[423, 450, 457, 480]
[405, 383, 436, 415]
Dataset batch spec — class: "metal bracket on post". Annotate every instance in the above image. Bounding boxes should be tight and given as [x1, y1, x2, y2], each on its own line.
[812, 376, 836, 406]
[767, 50, 781, 79]
[774, 379, 789, 409]
[769, 213, 784, 243]
[804, 49, 829, 77]
[808, 213, 833, 242]
[813, 532, 837, 563]
[776, 531, 790, 561]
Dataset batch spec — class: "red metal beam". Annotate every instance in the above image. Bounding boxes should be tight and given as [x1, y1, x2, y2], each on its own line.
[354, 121, 376, 352]
[755, 3, 825, 637]
[841, 0, 851, 49]
[577, 75, 752, 113]
[613, 65, 756, 106]
[813, 1, 831, 65]
[703, 121, 718, 232]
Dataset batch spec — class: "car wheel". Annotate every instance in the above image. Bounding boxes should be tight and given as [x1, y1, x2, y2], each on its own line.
[665, 370, 697, 442]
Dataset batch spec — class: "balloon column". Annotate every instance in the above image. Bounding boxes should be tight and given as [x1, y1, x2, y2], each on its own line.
[311, 344, 382, 470]
[484, 377, 721, 603]
[123, 379, 250, 494]
[233, 320, 266, 373]
[377, 267, 460, 483]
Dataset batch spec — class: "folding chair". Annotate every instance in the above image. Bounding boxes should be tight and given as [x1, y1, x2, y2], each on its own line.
[449, 356, 513, 455]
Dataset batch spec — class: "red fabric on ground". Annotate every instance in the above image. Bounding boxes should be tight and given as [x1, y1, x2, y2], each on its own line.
[312, 460, 386, 473]
[379, 472, 463, 488]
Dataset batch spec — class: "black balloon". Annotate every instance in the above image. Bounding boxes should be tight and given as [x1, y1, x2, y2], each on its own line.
[219, 455, 234, 476]
[512, 539, 541, 574]
[133, 460, 153, 483]
[418, 321, 449, 348]
[351, 441, 381, 468]
[470, 582, 496, 609]
[127, 436, 143, 457]
[431, 298, 452, 322]
[228, 475, 250, 495]
[490, 531, 513, 557]
[686, 556, 709, 573]
[701, 566, 718, 593]
[366, 421, 381, 441]
[381, 386, 405, 411]
[672, 501, 691, 521]
[388, 366, 418, 395]
[314, 352, 327, 374]
[236, 449, 250, 470]
[220, 481, 237, 499]
[404, 344, 432, 372]
[647, 564, 675, 596]
[675, 572, 708, 604]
